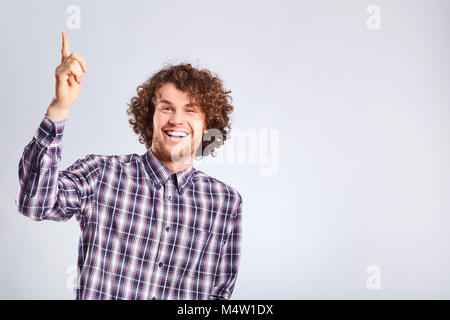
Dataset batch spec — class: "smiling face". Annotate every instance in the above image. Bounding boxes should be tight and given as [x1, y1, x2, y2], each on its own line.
[150, 82, 207, 171]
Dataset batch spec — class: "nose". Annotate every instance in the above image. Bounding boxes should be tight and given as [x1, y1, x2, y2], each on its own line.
[168, 109, 185, 125]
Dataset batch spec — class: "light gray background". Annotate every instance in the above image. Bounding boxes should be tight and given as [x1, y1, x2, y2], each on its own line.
[1, 0, 449, 299]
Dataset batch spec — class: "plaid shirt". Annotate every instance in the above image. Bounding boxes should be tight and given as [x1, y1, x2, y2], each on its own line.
[15, 114, 242, 300]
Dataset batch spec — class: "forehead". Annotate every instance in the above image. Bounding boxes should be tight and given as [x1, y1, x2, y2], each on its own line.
[154, 82, 191, 104]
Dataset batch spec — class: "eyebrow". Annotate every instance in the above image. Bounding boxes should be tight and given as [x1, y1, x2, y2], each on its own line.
[158, 99, 196, 107]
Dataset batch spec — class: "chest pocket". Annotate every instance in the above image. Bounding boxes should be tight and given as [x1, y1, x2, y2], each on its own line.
[172, 226, 213, 278]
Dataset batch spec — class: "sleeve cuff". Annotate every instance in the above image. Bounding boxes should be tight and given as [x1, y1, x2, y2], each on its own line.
[209, 293, 230, 300]
[34, 113, 66, 148]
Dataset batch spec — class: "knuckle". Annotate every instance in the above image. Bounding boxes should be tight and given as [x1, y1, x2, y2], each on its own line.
[69, 60, 79, 68]
[71, 68, 82, 76]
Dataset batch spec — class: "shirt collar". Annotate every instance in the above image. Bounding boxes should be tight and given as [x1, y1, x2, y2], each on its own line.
[142, 147, 196, 195]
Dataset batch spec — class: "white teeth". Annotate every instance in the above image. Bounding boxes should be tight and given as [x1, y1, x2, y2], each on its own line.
[165, 131, 188, 137]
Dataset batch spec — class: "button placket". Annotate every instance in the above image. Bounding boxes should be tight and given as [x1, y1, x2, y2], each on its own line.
[164, 177, 174, 236]
[150, 174, 176, 300]
[166, 174, 177, 202]
[149, 183, 165, 301]
[166, 185, 173, 202]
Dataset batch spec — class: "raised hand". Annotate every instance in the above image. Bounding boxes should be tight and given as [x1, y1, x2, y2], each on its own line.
[48, 32, 87, 120]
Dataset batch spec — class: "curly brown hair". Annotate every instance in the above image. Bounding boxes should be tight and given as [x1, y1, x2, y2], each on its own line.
[126, 63, 234, 158]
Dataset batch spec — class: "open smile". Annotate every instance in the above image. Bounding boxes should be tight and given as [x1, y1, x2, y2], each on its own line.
[163, 129, 190, 142]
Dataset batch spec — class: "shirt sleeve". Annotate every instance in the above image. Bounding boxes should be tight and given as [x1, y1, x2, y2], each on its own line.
[15, 113, 101, 226]
[209, 194, 243, 300]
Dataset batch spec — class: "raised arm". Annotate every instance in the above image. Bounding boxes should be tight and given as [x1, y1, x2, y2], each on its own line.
[15, 32, 96, 226]
[15, 113, 101, 225]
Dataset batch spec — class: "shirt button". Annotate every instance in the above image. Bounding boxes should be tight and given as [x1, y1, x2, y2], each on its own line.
[167, 195, 172, 200]
[165, 226, 170, 232]
[152, 296, 156, 300]
[158, 262, 163, 268]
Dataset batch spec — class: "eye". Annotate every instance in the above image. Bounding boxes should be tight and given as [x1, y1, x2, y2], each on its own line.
[187, 109, 195, 113]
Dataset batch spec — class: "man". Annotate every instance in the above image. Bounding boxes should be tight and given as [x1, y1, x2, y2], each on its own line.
[15, 32, 242, 300]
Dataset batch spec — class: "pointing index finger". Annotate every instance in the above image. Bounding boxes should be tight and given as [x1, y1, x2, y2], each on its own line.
[61, 32, 70, 62]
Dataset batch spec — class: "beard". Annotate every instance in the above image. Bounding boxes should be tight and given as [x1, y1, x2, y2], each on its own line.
[152, 133, 199, 166]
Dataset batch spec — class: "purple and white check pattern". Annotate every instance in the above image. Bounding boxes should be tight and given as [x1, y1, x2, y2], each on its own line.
[15, 114, 242, 300]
